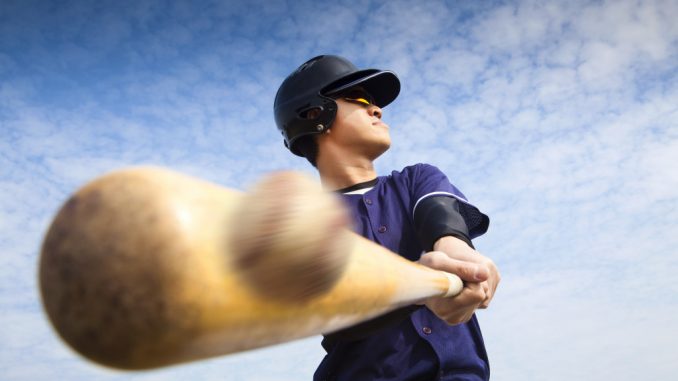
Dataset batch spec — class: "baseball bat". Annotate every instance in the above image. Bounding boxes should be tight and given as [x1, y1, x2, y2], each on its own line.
[39, 167, 463, 370]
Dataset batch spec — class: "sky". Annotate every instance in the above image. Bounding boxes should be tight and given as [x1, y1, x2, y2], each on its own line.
[1, 0, 677, 380]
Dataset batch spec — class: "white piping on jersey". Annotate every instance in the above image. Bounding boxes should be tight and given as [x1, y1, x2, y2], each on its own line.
[342, 187, 374, 195]
[412, 191, 470, 219]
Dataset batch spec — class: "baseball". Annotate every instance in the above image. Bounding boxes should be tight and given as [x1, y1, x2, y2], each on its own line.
[229, 171, 352, 302]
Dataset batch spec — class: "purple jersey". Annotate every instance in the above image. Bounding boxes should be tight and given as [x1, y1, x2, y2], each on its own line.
[314, 163, 490, 381]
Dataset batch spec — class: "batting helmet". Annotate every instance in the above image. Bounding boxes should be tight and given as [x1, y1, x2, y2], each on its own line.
[274, 55, 400, 156]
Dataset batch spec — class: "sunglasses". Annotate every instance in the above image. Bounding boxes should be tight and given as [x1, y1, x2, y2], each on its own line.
[338, 89, 376, 108]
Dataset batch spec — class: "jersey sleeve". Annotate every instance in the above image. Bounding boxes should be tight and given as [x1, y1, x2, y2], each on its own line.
[407, 163, 489, 239]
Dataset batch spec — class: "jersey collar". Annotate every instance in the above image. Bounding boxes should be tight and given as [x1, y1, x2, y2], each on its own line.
[335, 178, 378, 194]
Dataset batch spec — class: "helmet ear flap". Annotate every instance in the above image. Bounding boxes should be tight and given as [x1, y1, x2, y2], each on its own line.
[297, 105, 324, 120]
[294, 135, 320, 167]
[283, 96, 337, 156]
[313, 98, 338, 134]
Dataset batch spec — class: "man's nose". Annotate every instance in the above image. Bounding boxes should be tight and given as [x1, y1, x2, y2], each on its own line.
[369, 105, 382, 119]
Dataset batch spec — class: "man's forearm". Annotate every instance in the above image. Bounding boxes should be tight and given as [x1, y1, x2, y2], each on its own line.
[434, 235, 474, 253]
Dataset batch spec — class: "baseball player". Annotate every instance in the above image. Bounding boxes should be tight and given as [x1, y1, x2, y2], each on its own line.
[274, 55, 500, 381]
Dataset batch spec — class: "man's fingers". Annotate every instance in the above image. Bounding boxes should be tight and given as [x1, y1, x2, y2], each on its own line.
[451, 282, 486, 306]
[419, 251, 489, 282]
[426, 283, 486, 325]
[478, 282, 491, 309]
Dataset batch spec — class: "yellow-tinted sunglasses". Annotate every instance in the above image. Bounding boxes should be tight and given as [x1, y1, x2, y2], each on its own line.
[343, 97, 373, 107]
[339, 88, 376, 107]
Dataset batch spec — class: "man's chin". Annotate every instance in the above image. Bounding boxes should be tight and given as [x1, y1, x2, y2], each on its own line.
[368, 142, 391, 161]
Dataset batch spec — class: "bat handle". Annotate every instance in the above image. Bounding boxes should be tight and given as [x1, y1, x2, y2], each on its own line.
[442, 272, 464, 297]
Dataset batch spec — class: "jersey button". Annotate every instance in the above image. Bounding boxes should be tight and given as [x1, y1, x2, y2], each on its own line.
[422, 326, 432, 334]
[364, 198, 372, 205]
[378, 225, 387, 233]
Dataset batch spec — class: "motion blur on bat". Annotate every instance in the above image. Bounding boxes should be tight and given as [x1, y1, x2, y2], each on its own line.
[39, 167, 462, 370]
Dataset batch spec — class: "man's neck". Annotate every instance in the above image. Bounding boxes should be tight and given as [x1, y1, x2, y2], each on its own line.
[317, 157, 378, 191]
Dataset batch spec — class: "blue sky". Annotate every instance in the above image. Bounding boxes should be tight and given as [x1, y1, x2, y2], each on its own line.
[1, 0, 677, 380]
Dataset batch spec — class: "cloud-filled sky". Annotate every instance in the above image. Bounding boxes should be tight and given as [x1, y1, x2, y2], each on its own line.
[1, 0, 676, 380]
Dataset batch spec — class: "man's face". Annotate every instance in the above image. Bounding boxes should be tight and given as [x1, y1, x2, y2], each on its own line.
[321, 88, 391, 160]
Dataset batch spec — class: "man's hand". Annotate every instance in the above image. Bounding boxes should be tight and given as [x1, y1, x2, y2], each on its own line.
[433, 236, 500, 309]
[418, 236, 500, 325]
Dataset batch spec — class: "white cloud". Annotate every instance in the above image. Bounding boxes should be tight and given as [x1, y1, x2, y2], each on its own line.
[1, 0, 677, 380]
[482, 270, 678, 379]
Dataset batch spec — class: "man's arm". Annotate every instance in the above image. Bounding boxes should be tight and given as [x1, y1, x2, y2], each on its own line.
[412, 193, 499, 325]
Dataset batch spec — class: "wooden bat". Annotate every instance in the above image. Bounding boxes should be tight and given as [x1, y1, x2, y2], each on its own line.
[39, 167, 463, 370]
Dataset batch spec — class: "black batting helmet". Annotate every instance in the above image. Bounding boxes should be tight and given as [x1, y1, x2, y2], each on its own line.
[274, 55, 400, 156]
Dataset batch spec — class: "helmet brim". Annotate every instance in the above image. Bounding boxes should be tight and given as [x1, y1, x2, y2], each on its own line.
[324, 69, 400, 108]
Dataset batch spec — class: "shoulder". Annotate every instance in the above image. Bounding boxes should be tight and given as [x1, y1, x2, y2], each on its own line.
[387, 163, 469, 202]
[389, 163, 444, 181]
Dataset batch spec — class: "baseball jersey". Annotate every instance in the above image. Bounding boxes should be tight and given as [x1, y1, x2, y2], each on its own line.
[313, 163, 490, 381]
